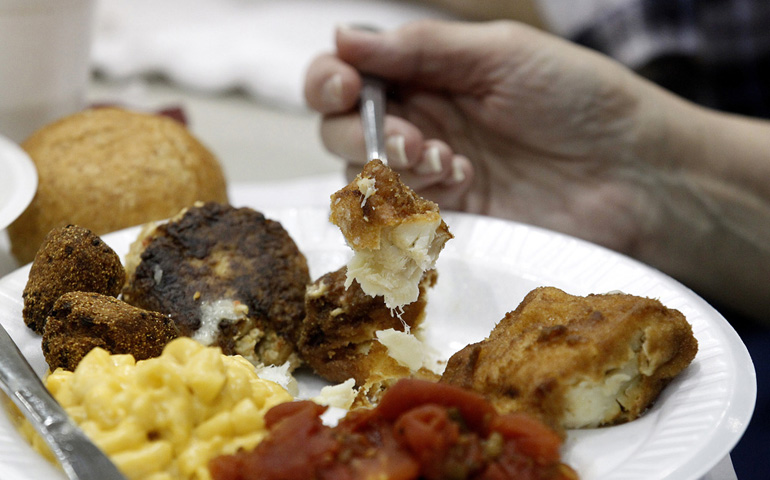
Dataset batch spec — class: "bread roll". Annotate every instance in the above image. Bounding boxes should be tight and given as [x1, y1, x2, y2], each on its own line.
[8, 107, 228, 264]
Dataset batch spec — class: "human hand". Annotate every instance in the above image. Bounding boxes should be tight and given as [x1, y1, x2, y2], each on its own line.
[304, 20, 676, 255]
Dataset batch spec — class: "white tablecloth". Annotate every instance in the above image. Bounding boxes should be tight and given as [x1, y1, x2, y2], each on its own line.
[92, 0, 456, 109]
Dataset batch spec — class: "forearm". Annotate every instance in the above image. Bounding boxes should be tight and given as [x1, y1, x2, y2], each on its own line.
[638, 92, 770, 321]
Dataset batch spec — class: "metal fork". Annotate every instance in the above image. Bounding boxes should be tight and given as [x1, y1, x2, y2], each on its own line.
[356, 25, 388, 164]
[360, 74, 387, 164]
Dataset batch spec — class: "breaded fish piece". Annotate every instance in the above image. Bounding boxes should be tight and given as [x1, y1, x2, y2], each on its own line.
[22, 225, 125, 334]
[441, 286, 698, 429]
[297, 266, 439, 405]
[122, 202, 310, 369]
[43, 291, 178, 371]
[329, 159, 452, 310]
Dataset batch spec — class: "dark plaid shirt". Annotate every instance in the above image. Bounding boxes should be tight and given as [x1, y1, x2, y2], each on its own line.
[568, 0, 770, 118]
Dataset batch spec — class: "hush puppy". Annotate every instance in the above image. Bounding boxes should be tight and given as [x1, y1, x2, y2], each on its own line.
[42, 291, 179, 371]
[22, 225, 125, 334]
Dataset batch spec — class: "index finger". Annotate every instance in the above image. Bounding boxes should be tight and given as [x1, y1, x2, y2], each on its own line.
[304, 52, 362, 114]
[334, 20, 518, 93]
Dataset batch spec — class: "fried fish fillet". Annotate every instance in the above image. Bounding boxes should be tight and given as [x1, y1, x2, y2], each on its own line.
[122, 202, 310, 369]
[441, 287, 698, 429]
[329, 159, 452, 310]
[297, 266, 439, 405]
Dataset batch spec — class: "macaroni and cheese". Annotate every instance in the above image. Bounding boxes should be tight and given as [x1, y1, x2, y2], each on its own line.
[21, 337, 292, 480]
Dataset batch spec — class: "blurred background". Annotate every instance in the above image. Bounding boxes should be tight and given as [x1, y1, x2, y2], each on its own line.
[87, 0, 459, 183]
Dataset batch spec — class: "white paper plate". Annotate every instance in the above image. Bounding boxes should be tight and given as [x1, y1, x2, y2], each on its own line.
[0, 207, 756, 480]
[0, 135, 36, 231]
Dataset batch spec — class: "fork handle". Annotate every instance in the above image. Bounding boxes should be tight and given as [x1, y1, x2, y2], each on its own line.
[360, 74, 388, 164]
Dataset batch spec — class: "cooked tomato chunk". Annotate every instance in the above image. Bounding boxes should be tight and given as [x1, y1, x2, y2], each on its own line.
[210, 379, 578, 480]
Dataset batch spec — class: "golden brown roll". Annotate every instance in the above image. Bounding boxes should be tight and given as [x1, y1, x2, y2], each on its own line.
[8, 107, 228, 264]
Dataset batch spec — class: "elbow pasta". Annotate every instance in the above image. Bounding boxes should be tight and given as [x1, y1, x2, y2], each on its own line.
[20, 337, 293, 480]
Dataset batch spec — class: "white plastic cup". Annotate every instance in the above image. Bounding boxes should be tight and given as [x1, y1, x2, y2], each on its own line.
[0, 0, 95, 143]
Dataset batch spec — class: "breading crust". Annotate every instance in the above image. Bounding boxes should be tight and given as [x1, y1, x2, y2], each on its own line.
[42, 291, 178, 371]
[22, 225, 125, 334]
[441, 286, 698, 429]
[298, 266, 439, 404]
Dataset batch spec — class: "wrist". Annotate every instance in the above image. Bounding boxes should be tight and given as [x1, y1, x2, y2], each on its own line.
[630, 89, 770, 320]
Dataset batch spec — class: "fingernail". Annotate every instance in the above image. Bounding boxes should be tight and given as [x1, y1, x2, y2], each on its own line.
[321, 73, 343, 110]
[451, 156, 467, 183]
[415, 146, 442, 175]
[338, 23, 383, 35]
[386, 135, 408, 167]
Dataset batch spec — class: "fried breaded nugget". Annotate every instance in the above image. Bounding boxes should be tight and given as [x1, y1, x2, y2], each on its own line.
[22, 225, 125, 334]
[297, 266, 439, 405]
[329, 159, 452, 310]
[441, 287, 698, 429]
[42, 292, 178, 371]
[122, 202, 310, 369]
